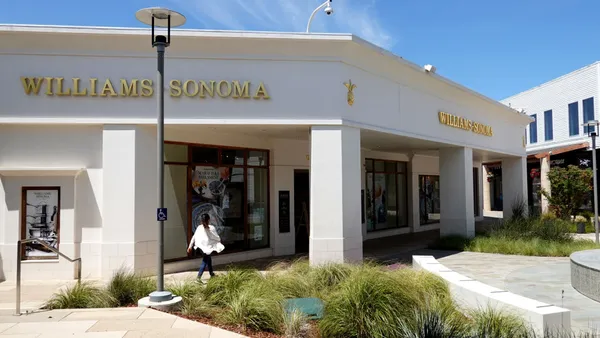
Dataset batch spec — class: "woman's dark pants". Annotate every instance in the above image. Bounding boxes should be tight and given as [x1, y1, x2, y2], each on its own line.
[198, 252, 215, 278]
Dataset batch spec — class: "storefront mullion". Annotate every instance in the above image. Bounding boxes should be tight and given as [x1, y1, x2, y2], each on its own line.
[243, 163, 249, 248]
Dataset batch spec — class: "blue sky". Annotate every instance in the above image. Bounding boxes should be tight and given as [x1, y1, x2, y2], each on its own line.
[1, 0, 598, 100]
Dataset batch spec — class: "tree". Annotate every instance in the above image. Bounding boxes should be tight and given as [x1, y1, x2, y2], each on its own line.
[542, 165, 593, 220]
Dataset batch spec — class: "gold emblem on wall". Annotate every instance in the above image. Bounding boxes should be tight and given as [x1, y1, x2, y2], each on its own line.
[344, 79, 356, 106]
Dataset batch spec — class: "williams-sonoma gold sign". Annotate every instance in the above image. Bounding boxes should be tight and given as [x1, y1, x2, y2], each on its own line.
[20, 77, 270, 100]
[438, 111, 493, 137]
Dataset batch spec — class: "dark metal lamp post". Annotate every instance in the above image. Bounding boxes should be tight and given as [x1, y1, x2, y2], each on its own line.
[583, 120, 599, 244]
[135, 7, 186, 304]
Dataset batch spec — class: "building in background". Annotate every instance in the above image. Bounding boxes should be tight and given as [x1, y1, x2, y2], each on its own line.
[483, 62, 600, 215]
[0, 25, 531, 281]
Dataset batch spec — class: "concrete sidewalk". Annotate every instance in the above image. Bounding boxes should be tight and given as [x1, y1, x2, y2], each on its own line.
[0, 307, 246, 337]
[436, 251, 600, 332]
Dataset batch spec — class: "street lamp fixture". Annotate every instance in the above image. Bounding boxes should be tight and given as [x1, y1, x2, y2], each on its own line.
[135, 7, 186, 304]
[306, 0, 333, 33]
[583, 120, 599, 244]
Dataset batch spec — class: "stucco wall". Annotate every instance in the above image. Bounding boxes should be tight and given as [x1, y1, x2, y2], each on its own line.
[502, 62, 599, 152]
[0, 125, 103, 280]
[1, 46, 527, 158]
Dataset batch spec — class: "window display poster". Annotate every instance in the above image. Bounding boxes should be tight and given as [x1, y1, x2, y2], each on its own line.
[361, 189, 365, 224]
[191, 166, 233, 244]
[278, 191, 290, 233]
[21, 187, 60, 260]
[366, 173, 374, 231]
[374, 174, 387, 224]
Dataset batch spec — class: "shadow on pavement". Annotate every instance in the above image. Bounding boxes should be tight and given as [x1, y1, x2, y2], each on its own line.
[211, 229, 466, 271]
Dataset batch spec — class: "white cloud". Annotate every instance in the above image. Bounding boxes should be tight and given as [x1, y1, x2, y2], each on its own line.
[168, 0, 395, 49]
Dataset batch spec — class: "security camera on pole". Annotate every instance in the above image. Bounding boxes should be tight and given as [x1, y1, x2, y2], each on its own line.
[306, 0, 333, 33]
[583, 120, 600, 244]
[135, 7, 186, 309]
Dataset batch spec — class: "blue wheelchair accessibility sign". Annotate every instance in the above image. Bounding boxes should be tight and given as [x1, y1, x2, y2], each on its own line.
[157, 208, 168, 221]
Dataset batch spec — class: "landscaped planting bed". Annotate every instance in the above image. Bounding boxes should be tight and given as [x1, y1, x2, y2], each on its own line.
[44, 259, 600, 337]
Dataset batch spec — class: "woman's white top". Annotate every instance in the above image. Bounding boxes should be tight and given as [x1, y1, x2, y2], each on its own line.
[188, 224, 225, 254]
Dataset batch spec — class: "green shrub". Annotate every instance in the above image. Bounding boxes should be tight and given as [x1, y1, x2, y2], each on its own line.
[467, 237, 597, 257]
[203, 268, 263, 306]
[305, 262, 356, 297]
[107, 268, 155, 306]
[468, 307, 529, 338]
[264, 270, 312, 299]
[319, 270, 406, 338]
[390, 268, 452, 306]
[542, 165, 593, 220]
[399, 297, 470, 338]
[217, 281, 284, 333]
[180, 294, 214, 318]
[283, 308, 309, 338]
[166, 278, 204, 302]
[569, 221, 596, 234]
[493, 216, 572, 242]
[510, 195, 528, 221]
[43, 281, 116, 309]
[318, 267, 449, 338]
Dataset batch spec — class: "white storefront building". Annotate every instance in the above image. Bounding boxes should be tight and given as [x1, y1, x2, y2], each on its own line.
[0, 25, 532, 281]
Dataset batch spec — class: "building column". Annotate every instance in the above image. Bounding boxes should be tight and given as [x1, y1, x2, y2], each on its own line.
[482, 165, 491, 212]
[440, 147, 475, 238]
[102, 125, 157, 279]
[540, 156, 550, 214]
[309, 126, 362, 265]
[502, 156, 528, 219]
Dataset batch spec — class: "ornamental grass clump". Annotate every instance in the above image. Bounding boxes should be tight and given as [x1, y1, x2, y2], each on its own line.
[399, 296, 471, 338]
[202, 267, 284, 333]
[318, 267, 453, 338]
[216, 282, 284, 333]
[468, 307, 529, 338]
[106, 268, 155, 306]
[43, 281, 116, 309]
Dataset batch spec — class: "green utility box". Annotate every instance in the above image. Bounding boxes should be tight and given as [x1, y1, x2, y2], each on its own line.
[283, 297, 324, 319]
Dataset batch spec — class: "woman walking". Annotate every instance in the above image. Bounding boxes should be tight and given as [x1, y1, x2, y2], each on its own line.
[187, 213, 225, 279]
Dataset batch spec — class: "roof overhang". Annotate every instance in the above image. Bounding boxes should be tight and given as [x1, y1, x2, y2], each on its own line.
[528, 142, 590, 159]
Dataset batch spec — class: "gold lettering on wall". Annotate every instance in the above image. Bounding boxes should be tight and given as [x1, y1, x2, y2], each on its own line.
[21, 77, 270, 100]
[140, 79, 153, 97]
[120, 79, 138, 97]
[72, 78, 87, 96]
[438, 111, 493, 137]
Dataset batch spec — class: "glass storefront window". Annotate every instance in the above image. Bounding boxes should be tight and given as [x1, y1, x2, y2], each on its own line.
[248, 168, 268, 249]
[164, 143, 188, 163]
[419, 175, 440, 225]
[248, 150, 268, 166]
[366, 173, 374, 231]
[365, 159, 408, 231]
[397, 173, 408, 227]
[164, 142, 270, 260]
[163, 164, 189, 260]
[191, 146, 219, 164]
[191, 166, 245, 251]
[221, 149, 245, 166]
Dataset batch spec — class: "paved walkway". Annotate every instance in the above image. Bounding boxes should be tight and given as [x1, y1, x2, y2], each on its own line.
[435, 251, 600, 332]
[0, 308, 244, 338]
[0, 307, 245, 337]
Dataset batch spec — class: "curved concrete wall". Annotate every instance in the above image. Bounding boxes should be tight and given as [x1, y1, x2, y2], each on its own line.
[412, 255, 570, 334]
[570, 250, 600, 303]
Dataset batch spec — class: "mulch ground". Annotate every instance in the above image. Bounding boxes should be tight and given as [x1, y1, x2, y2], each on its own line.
[153, 307, 321, 338]
[176, 313, 282, 338]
